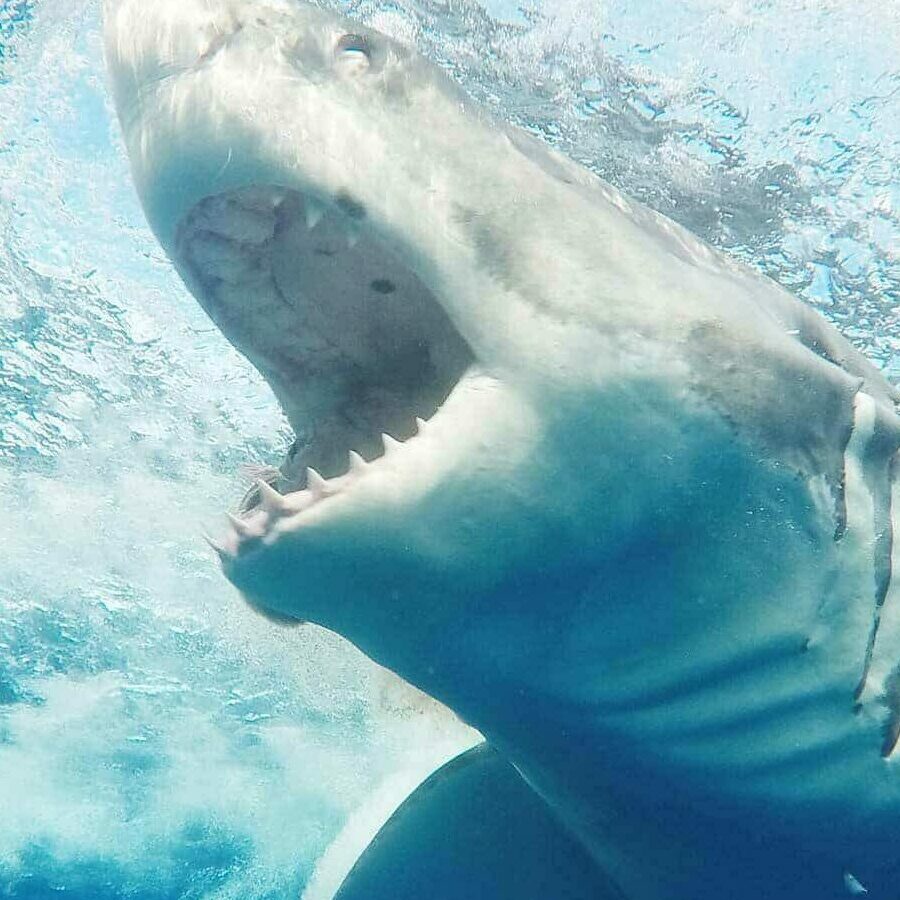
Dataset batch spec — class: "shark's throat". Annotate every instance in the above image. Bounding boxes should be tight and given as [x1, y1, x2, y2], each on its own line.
[175, 184, 475, 490]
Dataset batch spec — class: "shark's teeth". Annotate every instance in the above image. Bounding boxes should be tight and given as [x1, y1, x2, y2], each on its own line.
[305, 197, 325, 230]
[228, 413, 438, 546]
[222, 417, 441, 562]
[227, 512, 257, 538]
[257, 478, 286, 514]
[349, 450, 367, 473]
[382, 432, 401, 453]
[204, 533, 230, 561]
[306, 466, 329, 498]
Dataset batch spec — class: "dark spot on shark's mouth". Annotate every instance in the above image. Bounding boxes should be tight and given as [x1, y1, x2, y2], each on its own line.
[174, 184, 474, 504]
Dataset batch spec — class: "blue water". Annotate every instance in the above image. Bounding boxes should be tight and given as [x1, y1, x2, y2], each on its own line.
[0, 0, 897, 897]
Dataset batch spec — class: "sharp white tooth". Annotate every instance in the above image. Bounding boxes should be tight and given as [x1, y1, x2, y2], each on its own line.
[348, 450, 366, 473]
[382, 433, 401, 452]
[415, 417, 427, 433]
[227, 512, 254, 538]
[305, 197, 325, 230]
[204, 534, 230, 562]
[306, 467, 329, 498]
[346, 222, 362, 248]
[256, 478, 286, 514]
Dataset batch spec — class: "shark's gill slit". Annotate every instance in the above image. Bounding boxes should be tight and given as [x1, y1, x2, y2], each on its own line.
[175, 185, 475, 501]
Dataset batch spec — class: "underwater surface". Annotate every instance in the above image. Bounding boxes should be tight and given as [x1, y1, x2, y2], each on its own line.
[0, 0, 897, 897]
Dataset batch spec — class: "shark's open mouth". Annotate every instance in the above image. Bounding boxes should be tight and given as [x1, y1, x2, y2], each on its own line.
[175, 185, 475, 507]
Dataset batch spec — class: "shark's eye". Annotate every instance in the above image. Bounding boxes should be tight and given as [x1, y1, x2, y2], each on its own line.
[335, 34, 371, 61]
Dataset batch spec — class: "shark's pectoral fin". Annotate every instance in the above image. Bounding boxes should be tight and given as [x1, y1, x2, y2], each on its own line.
[332, 743, 624, 900]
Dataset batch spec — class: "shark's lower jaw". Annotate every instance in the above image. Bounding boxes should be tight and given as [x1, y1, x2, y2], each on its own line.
[175, 183, 476, 504]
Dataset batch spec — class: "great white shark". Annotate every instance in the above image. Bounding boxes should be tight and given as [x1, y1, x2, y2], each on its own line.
[104, 2, 900, 897]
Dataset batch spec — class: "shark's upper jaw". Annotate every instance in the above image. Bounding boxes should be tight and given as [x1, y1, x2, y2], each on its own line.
[104, 0, 488, 503]
[105, 0, 554, 625]
[175, 182, 476, 496]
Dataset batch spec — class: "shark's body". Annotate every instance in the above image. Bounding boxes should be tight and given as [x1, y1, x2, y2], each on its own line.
[105, 2, 900, 897]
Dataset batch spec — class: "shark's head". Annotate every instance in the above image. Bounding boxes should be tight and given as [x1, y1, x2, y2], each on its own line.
[104, 0, 678, 659]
